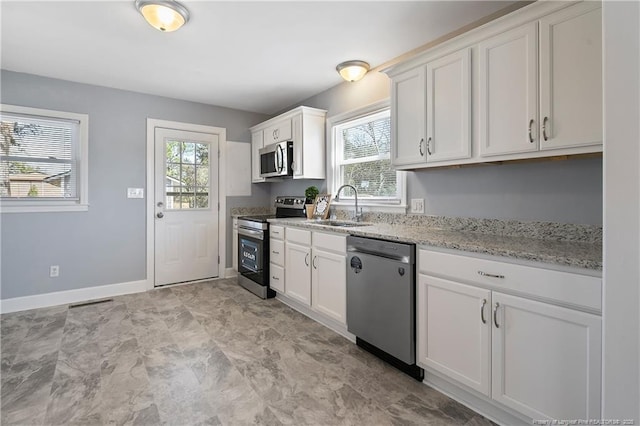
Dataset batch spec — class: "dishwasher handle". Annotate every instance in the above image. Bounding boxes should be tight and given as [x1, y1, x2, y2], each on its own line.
[348, 247, 411, 264]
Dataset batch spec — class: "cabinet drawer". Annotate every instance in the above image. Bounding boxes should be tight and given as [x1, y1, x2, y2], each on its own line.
[312, 231, 346, 254]
[270, 225, 285, 240]
[286, 227, 311, 246]
[270, 263, 285, 293]
[270, 239, 285, 266]
[264, 119, 292, 144]
[419, 249, 601, 312]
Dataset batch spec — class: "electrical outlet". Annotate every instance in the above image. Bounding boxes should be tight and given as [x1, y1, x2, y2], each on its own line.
[127, 188, 144, 199]
[49, 265, 60, 278]
[410, 198, 425, 214]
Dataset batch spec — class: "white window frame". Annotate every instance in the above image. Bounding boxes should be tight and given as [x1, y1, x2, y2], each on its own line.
[0, 104, 89, 213]
[327, 100, 407, 213]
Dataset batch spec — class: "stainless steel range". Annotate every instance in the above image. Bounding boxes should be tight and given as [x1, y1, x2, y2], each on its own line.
[237, 196, 306, 299]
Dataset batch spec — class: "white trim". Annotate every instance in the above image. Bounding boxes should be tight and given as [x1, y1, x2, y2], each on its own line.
[326, 100, 407, 210]
[275, 292, 356, 342]
[0, 104, 89, 213]
[0, 279, 148, 314]
[225, 267, 237, 278]
[146, 118, 227, 291]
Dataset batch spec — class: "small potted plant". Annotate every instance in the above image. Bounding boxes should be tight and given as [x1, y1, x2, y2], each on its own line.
[304, 185, 319, 219]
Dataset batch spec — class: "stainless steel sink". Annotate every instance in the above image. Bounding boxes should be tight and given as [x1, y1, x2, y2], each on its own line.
[314, 220, 371, 228]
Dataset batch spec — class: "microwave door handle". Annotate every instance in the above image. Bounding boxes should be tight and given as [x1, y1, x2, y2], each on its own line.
[277, 144, 284, 172]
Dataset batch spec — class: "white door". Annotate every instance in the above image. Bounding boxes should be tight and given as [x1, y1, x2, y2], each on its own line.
[491, 292, 601, 421]
[426, 48, 471, 163]
[478, 22, 539, 157]
[311, 248, 347, 324]
[391, 67, 427, 167]
[417, 275, 491, 396]
[154, 128, 219, 286]
[285, 242, 311, 306]
[539, 2, 602, 150]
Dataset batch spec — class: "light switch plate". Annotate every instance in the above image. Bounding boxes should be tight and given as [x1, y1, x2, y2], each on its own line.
[410, 198, 425, 214]
[127, 188, 144, 199]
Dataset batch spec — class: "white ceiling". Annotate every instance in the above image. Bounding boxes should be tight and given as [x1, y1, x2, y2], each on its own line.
[1, 1, 516, 115]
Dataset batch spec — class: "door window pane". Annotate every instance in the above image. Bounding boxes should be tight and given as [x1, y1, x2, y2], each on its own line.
[165, 140, 209, 209]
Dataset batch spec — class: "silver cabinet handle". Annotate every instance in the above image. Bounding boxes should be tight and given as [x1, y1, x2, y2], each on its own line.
[493, 302, 500, 328]
[156, 212, 164, 218]
[480, 298, 487, 324]
[478, 271, 505, 279]
[427, 137, 432, 155]
[542, 116, 549, 141]
[419, 138, 424, 156]
[304, 253, 309, 266]
[528, 119, 535, 143]
[312, 256, 317, 269]
[272, 250, 280, 255]
[272, 276, 279, 280]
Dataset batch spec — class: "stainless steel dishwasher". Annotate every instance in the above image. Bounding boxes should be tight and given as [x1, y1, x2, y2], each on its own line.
[346, 235, 423, 381]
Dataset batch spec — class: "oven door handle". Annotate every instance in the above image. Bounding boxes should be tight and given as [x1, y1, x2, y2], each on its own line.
[238, 227, 264, 239]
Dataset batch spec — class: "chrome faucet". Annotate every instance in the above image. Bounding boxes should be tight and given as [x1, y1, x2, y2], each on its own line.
[335, 184, 362, 222]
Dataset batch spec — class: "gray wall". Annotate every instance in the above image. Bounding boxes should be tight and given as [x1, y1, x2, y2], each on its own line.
[274, 70, 603, 225]
[0, 70, 270, 300]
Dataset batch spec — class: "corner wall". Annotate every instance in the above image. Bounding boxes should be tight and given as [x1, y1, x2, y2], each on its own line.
[0, 70, 270, 300]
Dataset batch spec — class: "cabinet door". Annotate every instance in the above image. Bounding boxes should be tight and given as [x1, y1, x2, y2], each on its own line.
[539, 3, 602, 151]
[417, 275, 491, 395]
[285, 242, 311, 306]
[264, 119, 293, 145]
[311, 249, 346, 324]
[391, 67, 427, 167]
[478, 23, 539, 157]
[426, 49, 471, 163]
[491, 292, 601, 421]
[251, 130, 265, 183]
[270, 263, 285, 293]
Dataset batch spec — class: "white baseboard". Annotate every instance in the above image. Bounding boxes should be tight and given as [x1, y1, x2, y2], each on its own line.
[0, 279, 148, 314]
[275, 292, 356, 343]
[225, 268, 238, 278]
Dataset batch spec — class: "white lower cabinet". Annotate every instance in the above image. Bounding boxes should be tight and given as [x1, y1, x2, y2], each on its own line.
[285, 241, 311, 305]
[418, 248, 602, 422]
[491, 292, 601, 421]
[283, 226, 347, 324]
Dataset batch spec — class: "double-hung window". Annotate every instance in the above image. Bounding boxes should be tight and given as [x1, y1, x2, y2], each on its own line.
[0, 104, 89, 212]
[329, 101, 406, 211]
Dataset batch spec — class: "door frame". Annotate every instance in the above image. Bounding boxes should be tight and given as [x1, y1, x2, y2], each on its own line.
[145, 118, 227, 290]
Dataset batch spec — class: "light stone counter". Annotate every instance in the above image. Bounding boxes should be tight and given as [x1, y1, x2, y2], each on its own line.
[268, 217, 602, 271]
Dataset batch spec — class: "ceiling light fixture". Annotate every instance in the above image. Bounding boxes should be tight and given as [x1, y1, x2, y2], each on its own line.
[336, 60, 370, 82]
[135, 0, 190, 32]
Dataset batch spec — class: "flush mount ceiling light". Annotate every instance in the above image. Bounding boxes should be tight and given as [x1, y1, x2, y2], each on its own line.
[336, 60, 370, 82]
[135, 0, 190, 32]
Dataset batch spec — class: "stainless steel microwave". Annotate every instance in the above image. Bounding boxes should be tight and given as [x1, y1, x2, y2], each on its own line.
[259, 141, 293, 178]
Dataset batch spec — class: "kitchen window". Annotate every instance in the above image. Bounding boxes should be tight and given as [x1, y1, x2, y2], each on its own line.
[328, 101, 406, 212]
[0, 104, 89, 213]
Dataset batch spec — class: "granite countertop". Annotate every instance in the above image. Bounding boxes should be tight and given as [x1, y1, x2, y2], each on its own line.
[268, 218, 602, 271]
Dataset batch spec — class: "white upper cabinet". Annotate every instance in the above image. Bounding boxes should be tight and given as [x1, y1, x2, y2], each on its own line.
[426, 48, 472, 162]
[384, 1, 603, 170]
[250, 106, 327, 182]
[251, 130, 265, 183]
[539, 3, 602, 151]
[391, 67, 427, 167]
[478, 23, 539, 157]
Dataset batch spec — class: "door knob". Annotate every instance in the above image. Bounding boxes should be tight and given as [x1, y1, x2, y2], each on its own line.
[157, 201, 164, 207]
[156, 212, 164, 218]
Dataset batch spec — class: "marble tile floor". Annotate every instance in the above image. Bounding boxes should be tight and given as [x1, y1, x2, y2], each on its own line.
[1, 278, 494, 426]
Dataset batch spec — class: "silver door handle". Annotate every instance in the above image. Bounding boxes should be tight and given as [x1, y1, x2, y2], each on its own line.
[238, 228, 264, 239]
[157, 201, 164, 207]
[304, 253, 309, 266]
[542, 116, 549, 141]
[480, 298, 487, 324]
[156, 212, 164, 218]
[478, 271, 505, 279]
[528, 119, 535, 143]
[419, 138, 424, 156]
[427, 137, 432, 155]
[493, 302, 500, 328]
[312, 256, 317, 269]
